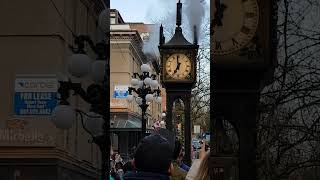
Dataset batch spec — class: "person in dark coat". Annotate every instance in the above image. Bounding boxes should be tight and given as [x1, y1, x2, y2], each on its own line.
[123, 134, 174, 180]
[171, 139, 188, 180]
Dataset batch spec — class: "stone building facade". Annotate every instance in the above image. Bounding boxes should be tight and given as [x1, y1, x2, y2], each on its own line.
[0, 0, 107, 179]
[110, 10, 164, 159]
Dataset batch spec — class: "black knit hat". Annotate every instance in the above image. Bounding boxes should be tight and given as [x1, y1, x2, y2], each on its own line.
[134, 134, 173, 174]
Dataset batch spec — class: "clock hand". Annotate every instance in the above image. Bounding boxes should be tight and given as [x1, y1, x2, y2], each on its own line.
[221, 4, 227, 18]
[213, 0, 227, 27]
[213, 0, 222, 26]
[174, 56, 180, 73]
[176, 55, 179, 67]
[173, 62, 181, 74]
[177, 62, 181, 70]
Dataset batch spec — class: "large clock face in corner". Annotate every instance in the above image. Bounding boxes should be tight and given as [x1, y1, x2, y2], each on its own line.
[165, 53, 192, 80]
[213, 0, 259, 55]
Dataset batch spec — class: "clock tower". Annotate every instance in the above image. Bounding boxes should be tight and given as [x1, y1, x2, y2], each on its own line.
[159, 0, 199, 166]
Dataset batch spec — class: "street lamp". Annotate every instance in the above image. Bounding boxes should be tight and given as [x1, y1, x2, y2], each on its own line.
[161, 112, 166, 128]
[51, 9, 110, 180]
[127, 64, 162, 137]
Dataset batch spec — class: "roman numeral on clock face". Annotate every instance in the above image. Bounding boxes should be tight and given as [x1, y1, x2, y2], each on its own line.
[215, 41, 222, 50]
[232, 38, 239, 46]
[241, 26, 250, 34]
[213, 0, 259, 55]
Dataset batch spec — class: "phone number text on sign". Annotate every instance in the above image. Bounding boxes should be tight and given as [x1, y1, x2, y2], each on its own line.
[14, 92, 57, 115]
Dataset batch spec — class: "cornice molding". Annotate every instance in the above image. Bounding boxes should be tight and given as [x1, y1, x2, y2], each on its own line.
[111, 32, 146, 64]
[0, 147, 97, 173]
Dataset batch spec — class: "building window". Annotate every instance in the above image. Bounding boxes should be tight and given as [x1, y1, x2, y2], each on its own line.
[111, 17, 116, 24]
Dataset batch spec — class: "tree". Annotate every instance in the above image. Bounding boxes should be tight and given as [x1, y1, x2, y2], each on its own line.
[257, 0, 320, 179]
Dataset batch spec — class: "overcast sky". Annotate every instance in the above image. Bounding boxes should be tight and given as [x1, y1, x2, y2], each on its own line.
[110, 0, 158, 23]
[110, 0, 210, 24]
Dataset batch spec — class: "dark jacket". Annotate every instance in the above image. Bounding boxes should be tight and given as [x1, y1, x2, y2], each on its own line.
[123, 171, 170, 180]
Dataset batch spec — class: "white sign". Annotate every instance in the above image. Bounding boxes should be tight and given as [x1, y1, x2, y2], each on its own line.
[15, 78, 58, 92]
[194, 125, 201, 134]
[14, 75, 58, 116]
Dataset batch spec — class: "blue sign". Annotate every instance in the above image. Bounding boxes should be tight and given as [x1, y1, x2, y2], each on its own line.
[14, 76, 58, 116]
[14, 92, 57, 115]
[113, 85, 129, 98]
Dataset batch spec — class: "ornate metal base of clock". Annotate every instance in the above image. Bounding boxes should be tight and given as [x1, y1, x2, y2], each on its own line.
[211, 68, 262, 180]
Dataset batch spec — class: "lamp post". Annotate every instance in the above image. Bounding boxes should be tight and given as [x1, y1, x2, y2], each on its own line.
[51, 9, 110, 180]
[127, 64, 162, 137]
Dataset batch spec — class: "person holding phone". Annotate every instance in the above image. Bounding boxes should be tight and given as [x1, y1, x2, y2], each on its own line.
[186, 140, 210, 180]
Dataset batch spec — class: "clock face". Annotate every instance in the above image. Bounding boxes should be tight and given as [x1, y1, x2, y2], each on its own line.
[213, 0, 259, 55]
[165, 53, 192, 80]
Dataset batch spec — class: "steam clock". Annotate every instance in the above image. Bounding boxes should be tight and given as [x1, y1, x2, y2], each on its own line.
[159, 0, 199, 165]
[211, 0, 278, 179]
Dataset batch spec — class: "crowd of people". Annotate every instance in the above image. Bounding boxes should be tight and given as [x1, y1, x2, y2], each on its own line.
[109, 131, 210, 180]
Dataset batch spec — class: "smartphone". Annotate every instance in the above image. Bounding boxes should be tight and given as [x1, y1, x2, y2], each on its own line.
[200, 140, 209, 151]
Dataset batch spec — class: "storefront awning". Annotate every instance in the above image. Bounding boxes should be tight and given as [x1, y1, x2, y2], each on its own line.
[110, 113, 152, 132]
[112, 117, 141, 128]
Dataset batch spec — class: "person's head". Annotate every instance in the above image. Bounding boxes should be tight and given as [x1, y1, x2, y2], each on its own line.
[133, 134, 174, 175]
[115, 154, 122, 163]
[111, 153, 117, 161]
[115, 162, 123, 171]
[195, 152, 211, 180]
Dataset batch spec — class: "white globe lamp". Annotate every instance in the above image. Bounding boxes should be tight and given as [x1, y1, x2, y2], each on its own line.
[146, 94, 154, 102]
[136, 97, 143, 105]
[51, 105, 76, 129]
[150, 80, 159, 89]
[131, 78, 139, 86]
[141, 64, 150, 73]
[138, 81, 144, 88]
[68, 53, 92, 77]
[144, 77, 152, 86]
[127, 94, 134, 102]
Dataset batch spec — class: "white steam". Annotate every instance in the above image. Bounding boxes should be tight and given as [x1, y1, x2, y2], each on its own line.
[142, 24, 160, 56]
[183, 0, 206, 39]
[142, 0, 208, 56]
